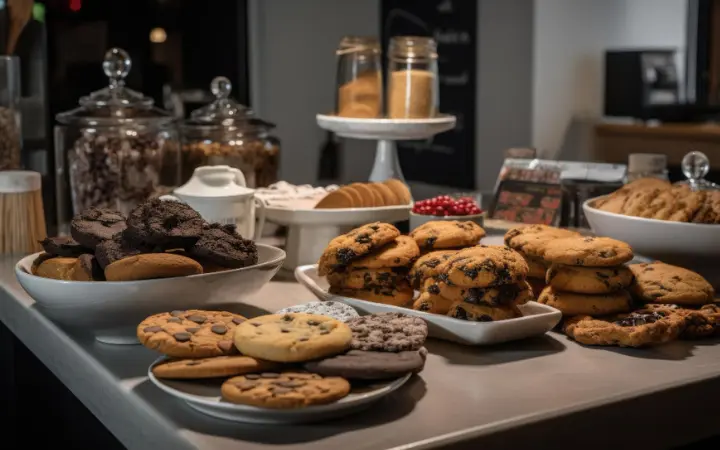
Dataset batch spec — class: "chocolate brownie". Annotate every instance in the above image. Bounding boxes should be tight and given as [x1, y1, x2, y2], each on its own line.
[70, 207, 127, 249]
[189, 223, 258, 268]
[126, 199, 205, 249]
[39, 236, 91, 257]
[95, 234, 147, 269]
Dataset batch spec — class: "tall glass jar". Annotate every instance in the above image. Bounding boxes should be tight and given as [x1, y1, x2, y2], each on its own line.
[387, 36, 439, 119]
[180, 76, 280, 188]
[0, 56, 21, 170]
[335, 36, 382, 118]
[54, 48, 179, 231]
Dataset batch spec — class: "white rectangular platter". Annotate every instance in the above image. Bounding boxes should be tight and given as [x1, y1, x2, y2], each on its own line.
[295, 264, 562, 346]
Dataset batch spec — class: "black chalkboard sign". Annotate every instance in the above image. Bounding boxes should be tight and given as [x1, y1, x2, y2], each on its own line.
[381, 0, 477, 189]
[490, 180, 563, 226]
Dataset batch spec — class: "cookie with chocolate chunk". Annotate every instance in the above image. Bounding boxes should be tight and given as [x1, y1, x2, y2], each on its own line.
[138, 309, 247, 358]
[346, 312, 427, 352]
[546, 264, 633, 294]
[347, 235, 420, 269]
[412, 291, 454, 315]
[408, 250, 457, 289]
[563, 309, 684, 347]
[410, 220, 485, 251]
[630, 262, 714, 306]
[446, 301, 519, 322]
[126, 199, 205, 249]
[221, 372, 350, 409]
[152, 355, 280, 379]
[70, 207, 127, 249]
[537, 286, 631, 316]
[437, 245, 528, 288]
[39, 236, 91, 257]
[329, 283, 414, 307]
[189, 223, 258, 268]
[543, 236, 633, 267]
[317, 222, 400, 275]
[326, 267, 405, 290]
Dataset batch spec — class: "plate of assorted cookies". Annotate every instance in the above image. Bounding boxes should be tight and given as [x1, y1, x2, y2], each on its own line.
[503, 224, 719, 347]
[15, 199, 285, 343]
[139, 303, 427, 423]
[295, 220, 563, 345]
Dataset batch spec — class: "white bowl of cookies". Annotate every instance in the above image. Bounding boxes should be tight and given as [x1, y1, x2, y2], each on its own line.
[583, 178, 720, 286]
[15, 200, 285, 344]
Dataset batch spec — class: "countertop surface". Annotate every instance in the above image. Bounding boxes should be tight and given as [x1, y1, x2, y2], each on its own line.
[3, 256, 720, 450]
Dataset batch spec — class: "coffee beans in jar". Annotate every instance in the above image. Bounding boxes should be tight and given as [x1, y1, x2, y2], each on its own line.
[0, 106, 20, 170]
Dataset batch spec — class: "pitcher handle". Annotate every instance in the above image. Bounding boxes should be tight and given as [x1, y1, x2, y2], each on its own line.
[229, 167, 247, 188]
[254, 198, 267, 240]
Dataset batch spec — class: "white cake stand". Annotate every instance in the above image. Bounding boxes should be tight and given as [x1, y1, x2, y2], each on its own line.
[316, 114, 456, 182]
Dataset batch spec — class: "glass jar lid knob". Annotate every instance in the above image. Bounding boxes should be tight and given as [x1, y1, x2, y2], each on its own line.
[211, 76, 232, 99]
[682, 151, 709, 181]
[103, 47, 131, 88]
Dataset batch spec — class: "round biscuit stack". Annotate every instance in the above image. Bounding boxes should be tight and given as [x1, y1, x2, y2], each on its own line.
[318, 222, 418, 306]
[504, 224, 580, 295]
[538, 236, 635, 318]
[412, 245, 531, 321]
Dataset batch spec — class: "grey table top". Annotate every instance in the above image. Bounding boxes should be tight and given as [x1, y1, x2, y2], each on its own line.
[3, 257, 720, 450]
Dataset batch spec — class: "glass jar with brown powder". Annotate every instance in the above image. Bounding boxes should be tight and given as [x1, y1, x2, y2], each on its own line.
[181, 77, 280, 188]
[387, 36, 439, 119]
[335, 36, 382, 118]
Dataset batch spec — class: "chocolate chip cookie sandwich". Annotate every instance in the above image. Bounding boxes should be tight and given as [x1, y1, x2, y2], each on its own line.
[31, 199, 259, 282]
[318, 222, 418, 307]
[538, 236, 634, 318]
[415, 245, 531, 322]
[504, 224, 580, 292]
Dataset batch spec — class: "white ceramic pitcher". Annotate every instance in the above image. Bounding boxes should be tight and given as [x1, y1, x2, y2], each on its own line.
[161, 165, 266, 240]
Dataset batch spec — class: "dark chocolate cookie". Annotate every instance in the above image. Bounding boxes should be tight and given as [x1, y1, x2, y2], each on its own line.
[39, 236, 91, 257]
[304, 349, 426, 379]
[346, 312, 428, 352]
[189, 223, 258, 268]
[74, 254, 106, 281]
[95, 234, 147, 269]
[126, 199, 205, 249]
[70, 207, 127, 250]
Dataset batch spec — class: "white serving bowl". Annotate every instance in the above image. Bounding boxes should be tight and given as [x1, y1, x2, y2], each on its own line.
[15, 244, 285, 344]
[583, 196, 720, 287]
[409, 211, 485, 230]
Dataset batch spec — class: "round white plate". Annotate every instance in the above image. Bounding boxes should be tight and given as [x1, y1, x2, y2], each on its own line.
[265, 204, 411, 226]
[148, 357, 412, 424]
[316, 114, 456, 140]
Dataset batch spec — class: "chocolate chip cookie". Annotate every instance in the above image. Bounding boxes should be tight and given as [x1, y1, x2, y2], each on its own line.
[437, 245, 529, 288]
[642, 304, 717, 339]
[233, 313, 352, 363]
[138, 310, 246, 358]
[412, 291, 455, 314]
[304, 349, 425, 380]
[126, 199, 205, 249]
[543, 236, 634, 267]
[329, 283, 414, 307]
[504, 224, 580, 258]
[70, 207, 127, 249]
[189, 223, 258, 268]
[563, 309, 684, 347]
[317, 222, 401, 276]
[105, 253, 203, 281]
[35, 257, 77, 280]
[408, 250, 458, 289]
[347, 235, 420, 269]
[537, 286, 632, 316]
[346, 312, 428, 352]
[629, 262, 715, 305]
[546, 264, 633, 294]
[152, 355, 280, 379]
[446, 301, 520, 322]
[221, 372, 351, 409]
[409, 220, 485, 251]
[39, 236, 91, 257]
[435, 280, 533, 307]
[326, 267, 406, 290]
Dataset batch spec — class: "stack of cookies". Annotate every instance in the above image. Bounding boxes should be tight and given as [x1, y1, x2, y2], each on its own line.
[139, 308, 428, 409]
[504, 224, 580, 295]
[315, 179, 412, 209]
[318, 222, 420, 307]
[538, 236, 634, 318]
[411, 245, 531, 321]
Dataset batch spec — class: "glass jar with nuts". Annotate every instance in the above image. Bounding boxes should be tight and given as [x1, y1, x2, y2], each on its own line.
[180, 76, 280, 188]
[54, 48, 180, 232]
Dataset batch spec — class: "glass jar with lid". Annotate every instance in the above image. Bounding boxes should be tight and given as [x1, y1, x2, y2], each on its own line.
[54, 48, 179, 230]
[180, 76, 280, 188]
[335, 36, 382, 118]
[387, 36, 439, 119]
[0, 56, 21, 170]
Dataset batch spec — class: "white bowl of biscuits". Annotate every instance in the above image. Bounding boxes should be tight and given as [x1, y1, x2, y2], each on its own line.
[583, 177, 720, 287]
[295, 220, 563, 345]
[15, 200, 285, 344]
